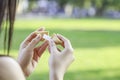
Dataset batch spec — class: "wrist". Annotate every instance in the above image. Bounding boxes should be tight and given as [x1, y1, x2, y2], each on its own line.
[17, 60, 28, 77]
[49, 69, 64, 80]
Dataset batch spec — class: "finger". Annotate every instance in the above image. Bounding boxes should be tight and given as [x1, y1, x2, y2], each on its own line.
[57, 48, 61, 52]
[57, 34, 72, 49]
[48, 39, 59, 54]
[21, 27, 45, 48]
[25, 27, 45, 43]
[33, 50, 39, 62]
[27, 34, 41, 49]
[33, 41, 48, 62]
[32, 60, 37, 68]
[48, 46, 61, 53]
[36, 41, 48, 57]
[49, 40, 62, 52]
[21, 32, 37, 48]
[36, 27, 45, 31]
[48, 46, 51, 53]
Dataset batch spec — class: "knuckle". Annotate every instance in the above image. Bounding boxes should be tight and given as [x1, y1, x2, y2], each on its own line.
[32, 39, 37, 44]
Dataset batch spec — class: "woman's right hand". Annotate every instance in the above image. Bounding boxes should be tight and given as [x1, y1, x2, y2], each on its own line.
[48, 34, 75, 80]
[17, 27, 48, 77]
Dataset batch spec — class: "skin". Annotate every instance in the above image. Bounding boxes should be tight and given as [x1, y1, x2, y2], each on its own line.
[17, 27, 48, 77]
[48, 34, 75, 80]
[0, 27, 48, 80]
[0, 57, 25, 80]
[0, 27, 75, 80]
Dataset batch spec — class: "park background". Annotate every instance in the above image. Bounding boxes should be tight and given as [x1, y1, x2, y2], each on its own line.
[0, 0, 120, 80]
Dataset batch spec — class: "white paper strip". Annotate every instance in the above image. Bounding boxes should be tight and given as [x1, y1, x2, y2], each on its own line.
[43, 34, 51, 41]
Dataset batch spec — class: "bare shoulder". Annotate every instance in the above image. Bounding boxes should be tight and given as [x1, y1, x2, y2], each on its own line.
[0, 56, 26, 80]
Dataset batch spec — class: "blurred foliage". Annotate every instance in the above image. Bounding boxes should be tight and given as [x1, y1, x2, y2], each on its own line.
[56, 0, 120, 16]
[27, 0, 38, 11]
[27, 0, 120, 16]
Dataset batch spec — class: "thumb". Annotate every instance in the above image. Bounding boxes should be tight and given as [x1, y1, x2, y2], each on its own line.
[48, 39, 58, 54]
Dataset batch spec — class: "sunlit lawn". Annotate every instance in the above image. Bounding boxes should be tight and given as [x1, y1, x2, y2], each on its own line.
[0, 18, 120, 80]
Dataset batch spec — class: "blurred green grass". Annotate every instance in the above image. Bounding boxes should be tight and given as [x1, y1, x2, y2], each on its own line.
[0, 18, 120, 80]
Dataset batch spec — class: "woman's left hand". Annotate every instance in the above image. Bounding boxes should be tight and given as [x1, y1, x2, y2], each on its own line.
[17, 27, 48, 77]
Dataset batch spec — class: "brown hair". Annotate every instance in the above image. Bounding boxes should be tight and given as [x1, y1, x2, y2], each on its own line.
[0, 0, 17, 55]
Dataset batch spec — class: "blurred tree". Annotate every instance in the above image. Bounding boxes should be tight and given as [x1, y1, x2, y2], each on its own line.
[68, 0, 120, 16]
[112, 0, 120, 11]
[56, 0, 68, 10]
[26, 0, 120, 16]
[94, 0, 120, 16]
[95, 0, 108, 16]
[72, 0, 85, 7]
[28, 0, 38, 11]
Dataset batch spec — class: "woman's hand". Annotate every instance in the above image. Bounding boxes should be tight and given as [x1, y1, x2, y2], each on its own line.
[17, 27, 48, 77]
[48, 34, 75, 80]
